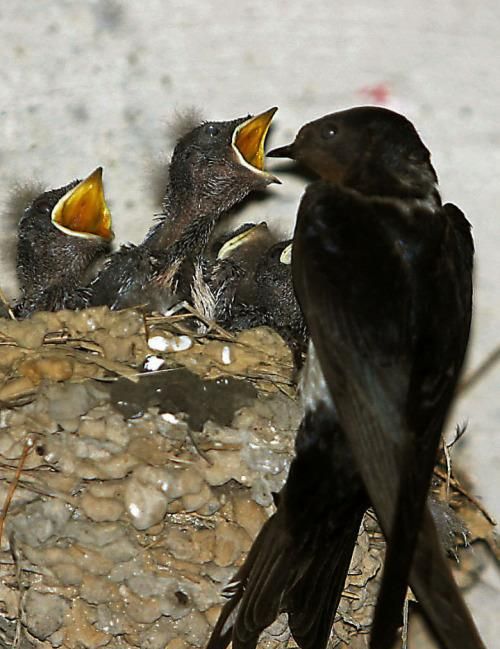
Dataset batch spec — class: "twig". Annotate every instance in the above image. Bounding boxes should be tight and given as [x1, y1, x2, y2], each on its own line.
[186, 428, 211, 464]
[442, 423, 468, 500]
[434, 467, 496, 525]
[11, 533, 23, 649]
[0, 437, 35, 546]
[142, 311, 151, 341]
[447, 422, 468, 449]
[158, 301, 236, 341]
[341, 590, 360, 601]
[443, 440, 452, 500]
[0, 287, 16, 320]
[401, 594, 410, 649]
[459, 343, 500, 395]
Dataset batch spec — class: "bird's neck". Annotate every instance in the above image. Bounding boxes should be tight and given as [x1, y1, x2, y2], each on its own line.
[345, 158, 441, 209]
[143, 188, 225, 255]
[343, 182, 442, 215]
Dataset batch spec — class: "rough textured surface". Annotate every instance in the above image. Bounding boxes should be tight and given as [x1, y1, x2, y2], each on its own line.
[0, 309, 495, 648]
[0, 310, 299, 648]
[0, 2, 498, 643]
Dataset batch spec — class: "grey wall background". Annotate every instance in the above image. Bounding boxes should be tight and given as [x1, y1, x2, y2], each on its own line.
[0, 1, 498, 643]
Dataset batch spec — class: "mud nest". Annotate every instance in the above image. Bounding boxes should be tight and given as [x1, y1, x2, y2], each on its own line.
[0, 307, 496, 649]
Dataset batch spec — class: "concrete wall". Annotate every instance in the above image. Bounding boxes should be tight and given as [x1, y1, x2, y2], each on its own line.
[0, 1, 498, 642]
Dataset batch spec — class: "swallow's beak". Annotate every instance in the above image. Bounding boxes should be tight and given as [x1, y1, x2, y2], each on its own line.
[232, 107, 281, 184]
[267, 143, 296, 159]
[51, 167, 113, 241]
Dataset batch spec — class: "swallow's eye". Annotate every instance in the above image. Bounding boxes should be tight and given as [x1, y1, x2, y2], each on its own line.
[205, 124, 220, 137]
[321, 123, 337, 139]
[35, 199, 51, 214]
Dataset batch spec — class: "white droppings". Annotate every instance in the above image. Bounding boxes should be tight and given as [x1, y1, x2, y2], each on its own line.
[170, 335, 193, 351]
[148, 334, 193, 353]
[161, 412, 179, 424]
[144, 355, 165, 371]
[221, 345, 232, 365]
[147, 336, 169, 352]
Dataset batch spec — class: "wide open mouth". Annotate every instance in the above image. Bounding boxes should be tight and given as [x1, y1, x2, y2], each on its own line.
[51, 167, 113, 241]
[232, 107, 280, 183]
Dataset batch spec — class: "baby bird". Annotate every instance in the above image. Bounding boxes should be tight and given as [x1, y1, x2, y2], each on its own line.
[203, 223, 306, 362]
[90, 108, 279, 312]
[15, 168, 113, 317]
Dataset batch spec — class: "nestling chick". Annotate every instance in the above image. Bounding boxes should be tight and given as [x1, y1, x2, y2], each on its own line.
[15, 168, 113, 317]
[201, 223, 307, 363]
[90, 109, 279, 312]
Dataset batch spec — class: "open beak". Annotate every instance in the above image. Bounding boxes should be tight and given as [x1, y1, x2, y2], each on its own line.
[279, 243, 293, 265]
[232, 108, 281, 184]
[51, 167, 113, 241]
[217, 222, 270, 260]
[267, 142, 296, 159]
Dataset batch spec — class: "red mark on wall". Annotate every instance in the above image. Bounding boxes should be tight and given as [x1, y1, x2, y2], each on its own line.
[359, 83, 391, 105]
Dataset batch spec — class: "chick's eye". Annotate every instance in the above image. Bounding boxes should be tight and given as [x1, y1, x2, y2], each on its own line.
[35, 199, 51, 214]
[321, 123, 337, 139]
[205, 124, 220, 137]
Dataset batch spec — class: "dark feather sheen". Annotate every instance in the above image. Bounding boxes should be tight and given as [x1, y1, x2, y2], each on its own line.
[206, 106, 483, 649]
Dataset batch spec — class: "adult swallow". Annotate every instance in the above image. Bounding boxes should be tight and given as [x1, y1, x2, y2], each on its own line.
[206, 107, 483, 649]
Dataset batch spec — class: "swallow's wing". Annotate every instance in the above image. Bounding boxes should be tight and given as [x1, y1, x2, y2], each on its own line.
[292, 183, 477, 648]
[371, 201, 475, 647]
[293, 181, 425, 522]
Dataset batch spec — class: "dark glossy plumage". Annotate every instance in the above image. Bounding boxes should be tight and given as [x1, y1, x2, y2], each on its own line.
[207, 107, 483, 649]
[90, 109, 279, 311]
[15, 169, 113, 318]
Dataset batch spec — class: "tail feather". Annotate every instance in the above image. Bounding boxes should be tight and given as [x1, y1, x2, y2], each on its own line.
[206, 513, 289, 649]
[236, 532, 289, 644]
[206, 507, 364, 649]
[287, 514, 363, 649]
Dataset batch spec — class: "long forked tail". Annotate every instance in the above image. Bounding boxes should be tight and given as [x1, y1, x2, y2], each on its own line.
[206, 507, 364, 649]
[408, 504, 485, 649]
[206, 513, 288, 649]
[285, 516, 363, 649]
